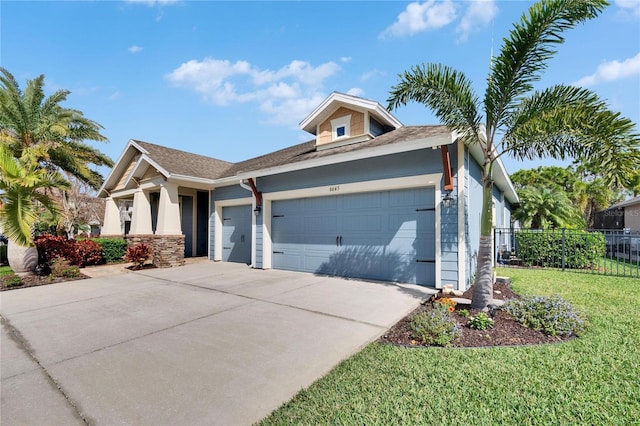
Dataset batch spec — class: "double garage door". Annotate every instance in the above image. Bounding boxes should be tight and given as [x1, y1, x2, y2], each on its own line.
[271, 187, 435, 285]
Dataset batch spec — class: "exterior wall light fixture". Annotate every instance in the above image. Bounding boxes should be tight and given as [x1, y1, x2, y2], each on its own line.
[253, 206, 261, 216]
[442, 191, 454, 208]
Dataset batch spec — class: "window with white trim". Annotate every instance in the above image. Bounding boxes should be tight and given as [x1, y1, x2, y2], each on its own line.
[331, 115, 351, 141]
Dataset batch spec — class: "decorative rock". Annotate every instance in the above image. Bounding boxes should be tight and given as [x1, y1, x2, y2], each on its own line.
[451, 290, 464, 297]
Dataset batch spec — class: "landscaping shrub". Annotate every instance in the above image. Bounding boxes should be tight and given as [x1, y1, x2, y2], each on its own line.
[515, 230, 605, 269]
[91, 238, 127, 263]
[125, 243, 151, 269]
[36, 234, 104, 267]
[503, 295, 586, 336]
[1, 273, 23, 287]
[50, 258, 81, 279]
[468, 312, 494, 330]
[408, 306, 461, 346]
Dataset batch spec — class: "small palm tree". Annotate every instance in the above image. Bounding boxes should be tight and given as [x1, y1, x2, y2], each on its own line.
[388, 0, 640, 308]
[0, 145, 69, 247]
[513, 188, 583, 229]
[0, 68, 113, 190]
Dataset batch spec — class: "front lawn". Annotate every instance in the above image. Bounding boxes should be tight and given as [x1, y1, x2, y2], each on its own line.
[261, 269, 639, 425]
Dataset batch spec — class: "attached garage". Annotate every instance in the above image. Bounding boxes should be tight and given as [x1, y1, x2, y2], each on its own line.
[271, 187, 435, 285]
[221, 205, 252, 264]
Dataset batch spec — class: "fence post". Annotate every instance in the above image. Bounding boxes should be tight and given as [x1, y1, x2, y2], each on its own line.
[561, 228, 566, 271]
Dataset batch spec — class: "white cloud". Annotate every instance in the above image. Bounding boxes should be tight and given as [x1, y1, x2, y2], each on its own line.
[128, 45, 143, 54]
[347, 88, 365, 97]
[573, 52, 640, 86]
[456, 0, 498, 42]
[361, 69, 386, 81]
[166, 58, 341, 125]
[616, 0, 640, 16]
[109, 91, 122, 100]
[380, 0, 457, 39]
[340, 56, 352, 63]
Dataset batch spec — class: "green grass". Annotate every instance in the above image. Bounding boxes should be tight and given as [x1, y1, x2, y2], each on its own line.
[0, 266, 13, 276]
[260, 269, 640, 425]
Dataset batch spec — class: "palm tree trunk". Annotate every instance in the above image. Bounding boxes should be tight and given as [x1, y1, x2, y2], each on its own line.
[471, 164, 494, 309]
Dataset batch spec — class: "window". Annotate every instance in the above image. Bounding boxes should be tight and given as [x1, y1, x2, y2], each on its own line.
[331, 115, 351, 141]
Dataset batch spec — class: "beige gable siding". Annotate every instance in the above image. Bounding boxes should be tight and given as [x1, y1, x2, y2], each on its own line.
[141, 166, 161, 181]
[317, 107, 365, 146]
[626, 204, 640, 231]
[114, 156, 138, 190]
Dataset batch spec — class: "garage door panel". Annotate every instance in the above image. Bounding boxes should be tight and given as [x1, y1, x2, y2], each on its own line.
[222, 205, 252, 264]
[271, 187, 435, 286]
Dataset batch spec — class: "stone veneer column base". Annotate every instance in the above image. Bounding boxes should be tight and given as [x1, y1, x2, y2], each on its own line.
[125, 234, 185, 268]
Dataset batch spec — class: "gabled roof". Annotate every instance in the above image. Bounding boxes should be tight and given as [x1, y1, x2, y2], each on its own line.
[132, 140, 232, 180]
[219, 125, 450, 179]
[299, 92, 403, 134]
[609, 195, 640, 209]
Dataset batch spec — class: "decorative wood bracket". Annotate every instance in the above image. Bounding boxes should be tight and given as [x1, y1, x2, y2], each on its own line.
[247, 178, 263, 207]
[440, 145, 454, 192]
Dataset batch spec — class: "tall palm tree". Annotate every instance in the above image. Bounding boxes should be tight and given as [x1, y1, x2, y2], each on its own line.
[388, 0, 640, 308]
[0, 68, 114, 190]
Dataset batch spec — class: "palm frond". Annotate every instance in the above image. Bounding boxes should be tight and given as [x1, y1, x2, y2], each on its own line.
[504, 84, 640, 187]
[485, 0, 607, 134]
[388, 63, 482, 145]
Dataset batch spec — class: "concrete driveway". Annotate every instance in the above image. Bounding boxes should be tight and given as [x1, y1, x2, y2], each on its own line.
[1, 261, 434, 425]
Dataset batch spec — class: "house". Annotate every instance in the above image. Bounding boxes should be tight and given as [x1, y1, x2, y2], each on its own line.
[98, 93, 518, 290]
[594, 196, 640, 232]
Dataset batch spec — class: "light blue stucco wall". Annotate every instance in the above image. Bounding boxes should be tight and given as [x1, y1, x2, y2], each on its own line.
[209, 148, 461, 288]
[465, 147, 484, 288]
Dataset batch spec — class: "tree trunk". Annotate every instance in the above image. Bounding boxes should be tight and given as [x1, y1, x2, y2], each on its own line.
[471, 163, 494, 309]
[7, 241, 39, 274]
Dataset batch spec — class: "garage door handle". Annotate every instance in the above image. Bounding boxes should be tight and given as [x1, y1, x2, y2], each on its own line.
[339, 236, 343, 246]
[416, 208, 435, 212]
[241, 235, 245, 243]
[223, 246, 231, 250]
[336, 236, 339, 246]
[273, 251, 284, 254]
[416, 259, 436, 263]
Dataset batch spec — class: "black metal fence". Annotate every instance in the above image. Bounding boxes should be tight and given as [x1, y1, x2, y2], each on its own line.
[494, 228, 640, 278]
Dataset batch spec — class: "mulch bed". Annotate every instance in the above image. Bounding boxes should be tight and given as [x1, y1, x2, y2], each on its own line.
[379, 282, 569, 348]
[0, 272, 89, 292]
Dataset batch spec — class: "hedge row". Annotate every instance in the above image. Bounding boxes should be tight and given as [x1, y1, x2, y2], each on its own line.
[35, 235, 128, 267]
[515, 230, 605, 269]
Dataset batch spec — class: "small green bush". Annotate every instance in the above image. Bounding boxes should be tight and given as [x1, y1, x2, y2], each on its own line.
[2, 273, 23, 287]
[50, 258, 81, 279]
[409, 307, 461, 347]
[458, 309, 470, 318]
[503, 295, 586, 337]
[468, 312, 494, 330]
[91, 238, 127, 263]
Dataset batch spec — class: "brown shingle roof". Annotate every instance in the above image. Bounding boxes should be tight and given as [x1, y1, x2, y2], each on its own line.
[218, 125, 449, 178]
[133, 140, 233, 180]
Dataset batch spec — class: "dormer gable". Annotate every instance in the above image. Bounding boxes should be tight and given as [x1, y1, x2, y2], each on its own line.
[299, 92, 403, 150]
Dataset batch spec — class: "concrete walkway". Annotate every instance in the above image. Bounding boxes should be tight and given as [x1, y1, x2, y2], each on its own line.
[1, 261, 435, 425]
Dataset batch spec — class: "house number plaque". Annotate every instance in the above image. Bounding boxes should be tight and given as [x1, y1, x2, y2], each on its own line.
[329, 185, 340, 192]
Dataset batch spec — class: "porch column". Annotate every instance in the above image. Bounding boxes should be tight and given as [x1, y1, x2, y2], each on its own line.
[102, 197, 123, 235]
[156, 182, 182, 235]
[129, 189, 153, 235]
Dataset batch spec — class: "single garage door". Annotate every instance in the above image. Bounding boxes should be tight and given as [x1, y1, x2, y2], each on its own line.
[271, 187, 435, 285]
[221, 205, 252, 264]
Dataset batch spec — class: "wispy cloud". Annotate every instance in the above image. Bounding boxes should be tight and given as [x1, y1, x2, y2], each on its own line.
[574, 52, 640, 86]
[379, 0, 457, 39]
[166, 58, 341, 125]
[125, 0, 179, 6]
[109, 91, 122, 100]
[456, 0, 497, 42]
[128, 45, 143, 54]
[347, 88, 365, 97]
[361, 69, 386, 81]
[340, 56, 352, 63]
[615, 0, 640, 16]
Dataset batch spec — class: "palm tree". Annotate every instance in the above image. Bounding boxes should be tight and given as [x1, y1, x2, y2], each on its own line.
[513, 187, 583, 229]
[0, 68, 114, 190]
[388, 0, 640, 309]
[0, 146, 69, 271]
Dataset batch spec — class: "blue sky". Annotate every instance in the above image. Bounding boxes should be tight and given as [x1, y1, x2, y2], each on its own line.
[2, 0, 639, 179]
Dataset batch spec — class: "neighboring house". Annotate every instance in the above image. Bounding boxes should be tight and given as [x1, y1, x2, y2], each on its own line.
[98, 93, 518, 290]
[594, 196, 640, 231]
